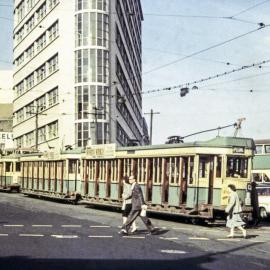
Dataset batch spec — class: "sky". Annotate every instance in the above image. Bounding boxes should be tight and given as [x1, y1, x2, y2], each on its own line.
[1, 0, 270, 144]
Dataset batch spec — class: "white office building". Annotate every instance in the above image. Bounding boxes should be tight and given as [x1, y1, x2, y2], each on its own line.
[13, 0, 145, 151]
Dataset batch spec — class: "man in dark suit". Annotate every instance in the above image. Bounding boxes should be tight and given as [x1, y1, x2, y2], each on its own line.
[120, 175, 157, 235]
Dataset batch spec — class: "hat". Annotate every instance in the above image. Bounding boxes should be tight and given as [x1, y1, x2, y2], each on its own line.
[129, 175, 135, 181]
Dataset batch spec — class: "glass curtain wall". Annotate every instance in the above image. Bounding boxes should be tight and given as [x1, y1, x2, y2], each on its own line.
[75, 0, 109, 147]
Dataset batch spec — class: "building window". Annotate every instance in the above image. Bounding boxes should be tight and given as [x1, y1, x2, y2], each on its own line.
[36, 65, 46, 82]
[25, 73, 35, 90]
[48, 21, 59, 42]
[26, 0, 35, 11]
[49, 0, 58, 9]
[38, 126, 46, 143]
[25, 102, 35, 118]
[16, 81, 25, 97]
[17, 1, 25, 23]
[36, 3, 46, 22]
[36, 95, 46, 112]
[48, 121, 58, 139]
[16, 108, 25, 123]
[48, 87, 58, 106]
[26, 15, 35, 33]
[26, 44, 35, 60]
[36, 34, 46, 52]
[48, 54, 58, 74]
[16, 136, 24, 148]
[25, 131, 34, 147]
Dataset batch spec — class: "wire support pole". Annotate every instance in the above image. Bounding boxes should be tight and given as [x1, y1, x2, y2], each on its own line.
[144, 109, 160, 145]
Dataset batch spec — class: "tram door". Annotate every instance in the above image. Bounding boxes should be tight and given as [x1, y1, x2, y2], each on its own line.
[207, 156, 215, 204]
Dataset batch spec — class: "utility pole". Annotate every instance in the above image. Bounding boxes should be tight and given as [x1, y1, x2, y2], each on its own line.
[144, 109, 160, 145]
[85, 107, 104, 144]
[28, 105, 47, 151]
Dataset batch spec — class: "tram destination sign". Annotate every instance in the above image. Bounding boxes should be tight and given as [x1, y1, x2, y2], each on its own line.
[86, 144, 116, 158]
[232, 147, 245, 154]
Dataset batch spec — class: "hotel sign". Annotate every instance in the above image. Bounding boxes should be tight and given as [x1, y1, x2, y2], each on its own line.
[0, 132, 13, 148]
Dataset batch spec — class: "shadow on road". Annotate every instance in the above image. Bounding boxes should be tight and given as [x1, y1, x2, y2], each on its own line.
[1, 241, 268, 270]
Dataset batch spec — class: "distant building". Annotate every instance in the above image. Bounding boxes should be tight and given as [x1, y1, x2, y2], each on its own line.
[0, 104, 13, 150]
[13, 0, 146, 151]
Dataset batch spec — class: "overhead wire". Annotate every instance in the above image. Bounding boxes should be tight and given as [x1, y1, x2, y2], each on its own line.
[143, 24, 269, 76]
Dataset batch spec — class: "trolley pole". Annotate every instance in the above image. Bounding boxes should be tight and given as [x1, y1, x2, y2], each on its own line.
[144, 109, 160, 145]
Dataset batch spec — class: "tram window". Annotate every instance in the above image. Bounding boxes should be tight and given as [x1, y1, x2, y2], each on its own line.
[257, 188, 270, 196]
[265, 145, 270, 153]
[216, 157, 222, 178]
[68, 159, 77, 174]
[169, 157, 179, 184]
[199, 157, 207, 178]
[16, 162, 21, 172]
[226, 157, 248, 178]
[5, 162, 12, 172]
[253, 173, 262, 182]
[255, 145, 263, 154]
[263, 174, 270, 182]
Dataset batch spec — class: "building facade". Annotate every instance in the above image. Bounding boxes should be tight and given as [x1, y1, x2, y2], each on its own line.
[13, 0, 146, 151]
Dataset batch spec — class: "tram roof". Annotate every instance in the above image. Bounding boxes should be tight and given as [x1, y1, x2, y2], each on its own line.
[119, 136, 255, 151]
[255, 139, 270, 145]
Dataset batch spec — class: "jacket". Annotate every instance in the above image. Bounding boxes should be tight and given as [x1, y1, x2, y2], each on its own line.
[131, 183, 146, 210]
[225, 191, 242, 215]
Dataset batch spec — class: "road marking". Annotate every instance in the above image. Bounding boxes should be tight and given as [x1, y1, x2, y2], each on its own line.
[173, 227, 192, 230]
[90, 225, 111, 228]
[19, 234, 44, 237]
[88, 235, 113, 238]
[189, 237, 209, 240]
[122, 236, 145, 239]
[0, 234, 8, 236]
[61, 225, 82, 228]
[253, 248, 270, 254]
[161, 249, 187, 254]
[32, 225, 53, 227]
[51, 235, 79, 239]
[217, 238, 241, 242]
[3, 225, 24, 227]
[247, 239, 266, 243]
[160, 237, 179, 240]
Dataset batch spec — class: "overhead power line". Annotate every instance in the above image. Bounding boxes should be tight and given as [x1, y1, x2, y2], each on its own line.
[142, 59, 270, 95]
[143, 24, 269, 76]
[230, 0, 270, 18]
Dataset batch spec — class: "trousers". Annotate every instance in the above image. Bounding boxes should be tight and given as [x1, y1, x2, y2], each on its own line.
[123, 209, 154, 232]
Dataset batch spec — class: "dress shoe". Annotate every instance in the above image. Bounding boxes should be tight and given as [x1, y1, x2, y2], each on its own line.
[226, 234, 234, 238]
[118, 229, 128, 235]
[147, 228, 159, 235]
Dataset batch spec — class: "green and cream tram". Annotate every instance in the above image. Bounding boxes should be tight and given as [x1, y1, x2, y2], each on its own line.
[81, 136, 255, 222]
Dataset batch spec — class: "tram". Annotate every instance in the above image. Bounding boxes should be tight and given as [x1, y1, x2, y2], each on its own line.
[0, 136, 256, 222]
[19, 149, 82, 202]
[252, 139, 270, 183]
[81, 136, 255, 222]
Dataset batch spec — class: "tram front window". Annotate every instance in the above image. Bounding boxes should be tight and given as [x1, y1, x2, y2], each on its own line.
[226, 157, 248, 178]
[255, 145, 263, 154]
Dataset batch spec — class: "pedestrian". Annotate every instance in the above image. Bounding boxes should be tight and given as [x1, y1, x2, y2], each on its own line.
[120, 175, 157, 235]
[225, 184, 247, 238]
[121, 176, 137, 233]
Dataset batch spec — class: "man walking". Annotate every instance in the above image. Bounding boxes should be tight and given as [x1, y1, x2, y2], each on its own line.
[120, 175, 157, 235]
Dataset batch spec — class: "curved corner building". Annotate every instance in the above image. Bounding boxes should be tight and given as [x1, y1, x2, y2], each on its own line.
[13, 0, 145, 151]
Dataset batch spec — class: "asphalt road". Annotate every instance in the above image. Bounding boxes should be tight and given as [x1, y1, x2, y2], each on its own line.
[0, 193, 270, 270]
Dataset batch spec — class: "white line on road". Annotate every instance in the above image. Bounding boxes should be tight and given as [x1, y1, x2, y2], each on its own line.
[32, 225, 53, 227]
[0, 234, 8, 236]
[3, 225, 24, 227]
[90, 225, 111, 228]
[61, 225, 82, 228]
[122, 236, 145, 239]
[189, 237, 209, 240]
[161, 249, 187, 254]
[51, 235, 79, 239]
[217, 238, 241, 242]
[19, 234, 44, 237]
[88, 235, 113, 238]
[160, 237, 179, 240]
[173, 227, 192, 230]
